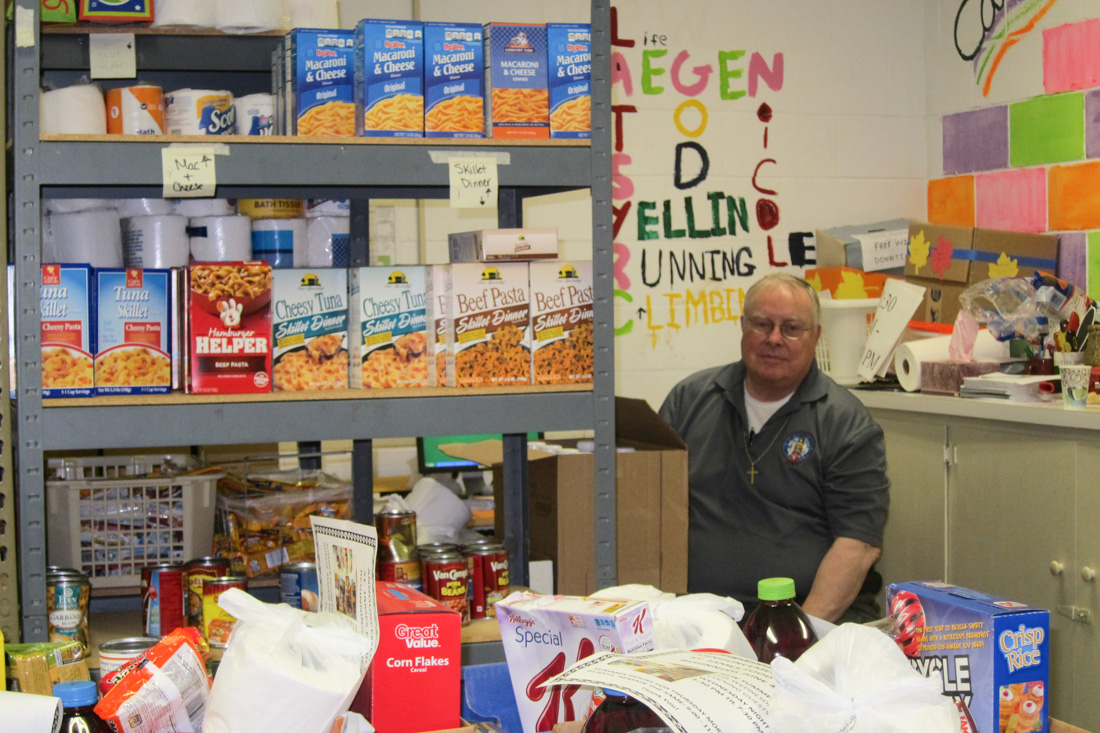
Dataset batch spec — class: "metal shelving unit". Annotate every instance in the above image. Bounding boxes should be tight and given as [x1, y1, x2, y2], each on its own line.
[10, 0, 616, 642]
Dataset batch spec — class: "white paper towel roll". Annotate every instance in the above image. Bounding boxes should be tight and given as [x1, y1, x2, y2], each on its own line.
[286, 0, 338, 28]
[893, 331, 1010, 392]
[45, 210, 123, 268]
[122, 215, 190, 268]
[306, 216, 351, 267]
[175, 198, 235, 217]
[164, 89, 235, 135]
[216, 0, 285, 34]
[252, 217, 307, 268]
[189, 215, 253, 262]
[0, 690, 63, 733]
[152, 0, 216, 28]
[117, 198, 175, 218]
[45, 198, 117, 214]
[40, 84, 107, 134]
[235, 93, 274, 136]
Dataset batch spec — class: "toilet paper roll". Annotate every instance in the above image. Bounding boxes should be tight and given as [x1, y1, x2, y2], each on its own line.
[252, 218, 308, 268]
[152, 0, 216, 28]
[216, 0, 285, 34]
[45, 198, 117, 214]
[106, 84, 165, 135]
[306, 216, 351, 267]
[117, 198, 175, 218]
[40, 84, 107, 134]
[122, 215, 190, 268]
[175, 198, 235, 218]
[164, 89, 235, 135]
[189, 215, 253, 262]
[0, 690, 63, 733]
[305, 199, 351, 218]
[893, 331, 1011, 392]
[45, 210, 123, 268]
[286, 0, 339, 29]
[235, 93, 274, 136]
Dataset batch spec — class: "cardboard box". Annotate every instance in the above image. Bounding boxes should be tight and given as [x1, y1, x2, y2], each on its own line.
[484, 23, 549, 139]
[350, 581, 461, 733]
[448, 228, 558, 262]
[547, 24, 591, 139]
[447, 262, 530, 388]
[271, 268, 349, 391]
[41, 264, 96, 398]
[530, 260, 594, 385]
[95, 268, 172, 396]
[6, 641, 89, 695]
[806, 266, 900, 301]
[42, 0, 77, 24]
[349, 266, 429, 389]
[355, 19, 424, 138]
[286, 28, 355, 137]
[905, 222, 1059, 324]
[424, 22, 485, 139]
[78, 0, 152, 23]
[887, 581, 1050, 733]
[814, 218, 910, 273]
[452, 397, 688, 596]
[426, 265, 451, 387]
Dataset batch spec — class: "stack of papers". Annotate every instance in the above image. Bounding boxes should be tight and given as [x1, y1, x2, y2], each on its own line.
[958, 372, 1057, 402]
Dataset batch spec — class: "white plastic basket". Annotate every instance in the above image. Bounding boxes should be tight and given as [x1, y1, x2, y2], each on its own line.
[815, 298, 880, 386]
[46, 454, 223, 588]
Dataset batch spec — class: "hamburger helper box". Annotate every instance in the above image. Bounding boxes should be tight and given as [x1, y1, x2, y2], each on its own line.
[887, 581, 1050, 733]
[350, 581, 461, 733]
[496, 592, 656, 733]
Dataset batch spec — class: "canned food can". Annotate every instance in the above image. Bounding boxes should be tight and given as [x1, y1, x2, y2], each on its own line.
[465, 543, 509, 620]
[97, 637, 158, 677]
[184, 556, 231, 629]
[47, 570, 91, 656]
[141, 563, 186, 638]
[376, 508, 421, 590]
[417, 542, 458, 557]
[280, 561, 319, 611]
[202, 576, 247, 648]
[422, 551, 470, 624]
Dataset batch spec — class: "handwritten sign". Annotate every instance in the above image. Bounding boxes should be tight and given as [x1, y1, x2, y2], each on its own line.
[90, 33, 137, 79]
[161, 147, 217, 198]
[854, 228, 908, 272]
[449, 157, 497, 209]
[857, 278, 927, 381]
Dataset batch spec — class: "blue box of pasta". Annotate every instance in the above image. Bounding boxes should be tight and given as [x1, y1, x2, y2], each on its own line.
[95, 268, 172, 395]
[286, 28, 356, 137]
[355, 19, 424, 138]
[424, 22, 484, 139]
[41, 264, 96, 398]
[547, 23, 591, 139]
[484, 23, 548, 139]
[886, 581, 1049, 733]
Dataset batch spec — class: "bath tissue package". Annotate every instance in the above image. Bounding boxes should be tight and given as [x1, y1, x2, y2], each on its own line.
[306, 216, 351, 267]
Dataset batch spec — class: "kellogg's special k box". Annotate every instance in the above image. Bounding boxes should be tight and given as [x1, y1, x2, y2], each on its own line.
[448, 262, 530, 388]
[41, 264, 95, 398]
[95, 268, 172, 395]
[886, 582, 1049, 733]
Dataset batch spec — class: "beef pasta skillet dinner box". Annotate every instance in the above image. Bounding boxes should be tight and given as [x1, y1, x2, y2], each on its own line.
[426, 264, 452, 387]
[886, 581, 1050, 733]
[95, 268, 172, 395]
[349, 266, 428, 389]
[530, 260, 593, 385]
[447, 262, 530, 388]
[187, 262, 272, 394]
[41, 264, 96, 398]
[271, 269, 348, 391]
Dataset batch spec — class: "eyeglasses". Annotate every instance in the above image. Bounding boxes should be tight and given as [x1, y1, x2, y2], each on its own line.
[744, 315, 813, 340]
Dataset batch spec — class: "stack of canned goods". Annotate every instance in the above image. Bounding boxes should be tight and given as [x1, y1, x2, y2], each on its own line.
[46, 568, 91, 656]
[463, 539, 509, 620]
[417, 538, 510, 623]
[184, 556, 231, 629]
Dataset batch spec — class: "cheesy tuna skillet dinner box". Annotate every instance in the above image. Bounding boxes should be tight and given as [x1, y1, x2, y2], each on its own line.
[188, 262, 272, 394]
[887, 581, 1050, 733]
[41, 264, 95, 398]
[96, 268, 172, 395]
[271, 268, 348, 391]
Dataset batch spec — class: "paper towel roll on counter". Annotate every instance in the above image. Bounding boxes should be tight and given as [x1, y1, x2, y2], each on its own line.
[0, 690, 62, 733]
[893, 331, 1011, 392]
[40, 84, 107, 134]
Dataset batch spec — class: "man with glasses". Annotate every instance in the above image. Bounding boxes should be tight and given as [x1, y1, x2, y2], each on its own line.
[659, 273, 888, 623]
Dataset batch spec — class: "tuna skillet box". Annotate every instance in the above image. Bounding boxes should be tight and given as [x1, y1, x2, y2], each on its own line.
[887, 581, 1050, 733]
[350, 581, 461, 733]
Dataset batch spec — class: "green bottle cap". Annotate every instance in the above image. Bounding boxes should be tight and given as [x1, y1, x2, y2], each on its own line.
[757, 577, 796, 601]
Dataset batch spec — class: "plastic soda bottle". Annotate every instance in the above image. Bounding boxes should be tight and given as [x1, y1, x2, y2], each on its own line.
[582, 689, 670, 733]
[741, 577, 818, 662]
[54, 680, 112, 733]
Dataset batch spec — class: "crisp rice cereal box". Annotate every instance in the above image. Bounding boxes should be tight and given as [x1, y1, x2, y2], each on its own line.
[355, 19, 424, 138]
[272, 269, 348, 391]
[349, 266, 428, 388]
[41, 264, 95, 398]
[426, 264, 451, 387]
[96, 268, 172, 395]
[529, 260, 593, 385]
[547, 23, 591, 139]
[286, 28, 355, 137]
[424, 22, 484, 138]
[484, 23, 548, 139]
[448, 262, 530, 388]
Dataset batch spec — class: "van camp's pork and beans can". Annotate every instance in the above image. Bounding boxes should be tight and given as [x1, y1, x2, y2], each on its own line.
[184, 556, 231, 629]
[47, 570, 91, 655]
[376, 508, 421, 591]
[97, 637, 158, 677]
[203, 576, 247, 648]
[464, 543, 509, 620]
[141, 563, 186, 638]
[280, 561, 319, 611]
[422, 550, 470, 624]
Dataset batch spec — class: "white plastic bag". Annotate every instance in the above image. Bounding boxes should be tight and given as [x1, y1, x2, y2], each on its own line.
[770, 623, 959, 733]
[588, 584, 755, 659]
[202, 589, 376, 733]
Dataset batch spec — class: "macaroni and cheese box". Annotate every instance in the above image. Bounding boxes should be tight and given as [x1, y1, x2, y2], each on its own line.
[285, 28, 355, 137]
[424, 22, 485, 138]
[41, 264, 96, 398]
[426, 264, 451, 387]
[95, 268, 172, 395]
[484, 23, 549, 139]
[547, 23, 592, 139]
[887, 582, 1050, 733]
[271, 269, 348, 391]
[187, 262, 272, 395]
[448, 228, 559, 262]
[355, 19, 424, 138]
[447, 263, 530, 388]
[530, 261, 593, 385]
[349, 266, 428, 389]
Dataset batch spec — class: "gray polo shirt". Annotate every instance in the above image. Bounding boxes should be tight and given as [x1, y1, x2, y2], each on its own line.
[658, 360, 889, 606]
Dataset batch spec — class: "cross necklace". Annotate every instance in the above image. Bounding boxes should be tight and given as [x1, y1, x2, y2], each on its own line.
[743, 417, 791, 485]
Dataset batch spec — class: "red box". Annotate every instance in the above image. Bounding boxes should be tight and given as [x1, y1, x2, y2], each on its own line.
[187, 262, 272, 394]
[351, 581, 461, 733]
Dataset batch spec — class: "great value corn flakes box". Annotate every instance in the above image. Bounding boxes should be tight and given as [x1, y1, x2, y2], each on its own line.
[426, 265, 451, 387]
[41, 264, 95, 398]
[484, 23, 549, 139]
[529, 261, 593, 385]
[355, 19, 424, 138]
[349, 266, 428, 388]
[272, 269, 348, 391]
[887, 582, 1050, 733]
[547, 23, 591, 139]
[424, 22, 484, 138]
[95, 268, 172, 395]
[286, 28, 355, 137]
[448, 263, 530, 388]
